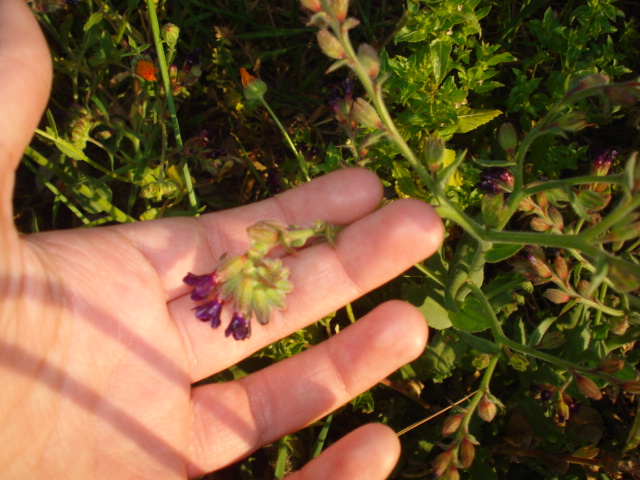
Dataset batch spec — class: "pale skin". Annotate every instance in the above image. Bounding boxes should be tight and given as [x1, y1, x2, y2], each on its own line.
[0, 1, 444, 478]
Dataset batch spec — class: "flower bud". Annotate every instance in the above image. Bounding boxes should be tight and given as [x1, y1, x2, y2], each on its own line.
[481, 193, 509, 228]
[537, 331, 566, 349]
[216, 254, 248, 283]
[317, 28, 346, 59]
[543, 289, 572, 304]
[357, 43, 380, 78]
[432, 450, 451, 477]
[441, 414, 464, 437]
[575, 73, 610, 90]
[478, 394, 497, 422]
[161, 23, 180, 47]
[577, 280, 591, 297]
[547, 206, 564, 231]
[556, 397, 570, 421]
[530, 216, 552, 232]
[328, 0, 349, 22]
[498, 122, 517, 152]
[509, 354, 530, 372]
[556, 111, 587, 132]
[351, 98, 382, 129]
[300, 0, 322, 12]
[472, 353, 491, 370]
[523, 245, 553, 279]
[600, 356, 625, 374]
[459, 437, 476, 468]
[610, 316, 629, 336]
[443, 465, 460, 480]
[554, 256, 569, 281]
[240, 68, 268, 101]
[621, 380, 640, 395]
[575, 374, 603, 401]
[422, 136, 445, 172]
[592, 149, 617, 176]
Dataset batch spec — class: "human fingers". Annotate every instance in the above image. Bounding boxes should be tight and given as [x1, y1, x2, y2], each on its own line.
[185, 300, 428, 476]
[0, 0, 52, 211]
[175, 194, 442, 381]
[118, 168, 384, 300]
[286, 423, 401, 480]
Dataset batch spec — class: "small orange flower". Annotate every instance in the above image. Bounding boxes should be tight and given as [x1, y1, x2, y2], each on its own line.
[135, 59, 157, 81]
[240, 67, 255, 88]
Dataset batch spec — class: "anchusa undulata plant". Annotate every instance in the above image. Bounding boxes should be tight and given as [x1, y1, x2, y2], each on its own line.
[184, 219, 339, 340]
[301, 0, 640, 477]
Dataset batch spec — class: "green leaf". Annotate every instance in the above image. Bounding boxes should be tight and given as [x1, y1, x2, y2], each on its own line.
[392, 162, 416, 197]
[456, 108, 502, 134]
[430, 39, 452, 86]
[449, 295, 491, 333]
[84, 12, 104, 32]
[402, 282, 452, 330]
[420, 331, 467, 382]
[484, 243, 523, 263]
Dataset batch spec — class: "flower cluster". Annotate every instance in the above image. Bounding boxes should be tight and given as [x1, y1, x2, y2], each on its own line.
[183, 219, 340, 340]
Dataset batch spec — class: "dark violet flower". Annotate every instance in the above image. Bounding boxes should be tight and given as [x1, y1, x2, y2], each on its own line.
[592, 148, 617, 176]
[183, 272, 217, 301]
[225, 313, 251, 341]
[478, 167, 515, 193]
[194, 299, 223, 328]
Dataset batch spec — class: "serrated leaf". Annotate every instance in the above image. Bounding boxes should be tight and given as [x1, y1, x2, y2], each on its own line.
[456, 108, 502, 134]
[484, 243, 523, 262]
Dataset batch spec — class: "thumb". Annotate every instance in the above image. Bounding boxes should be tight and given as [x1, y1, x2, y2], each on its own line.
[0, 0, 52, 223]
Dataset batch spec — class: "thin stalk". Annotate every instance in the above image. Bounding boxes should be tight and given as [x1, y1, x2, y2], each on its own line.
[145, 0, 198, 211]
[258, 98, 310, 181]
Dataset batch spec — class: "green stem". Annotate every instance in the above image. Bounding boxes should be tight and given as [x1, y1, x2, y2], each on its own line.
[145, 0, 198, 211]
[459, 354, 500, 433]
[258, 98, 310, 181]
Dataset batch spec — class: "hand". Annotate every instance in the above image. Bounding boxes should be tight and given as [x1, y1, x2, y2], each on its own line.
[0, 1, 444, 478]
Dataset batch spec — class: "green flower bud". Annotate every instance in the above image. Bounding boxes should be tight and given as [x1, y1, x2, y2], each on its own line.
[351, 98, 382, 129]
[537, 331, 566, 349]
[317, 28, 345, 59]
[161, 23, 180, 47]
[509, 354, 529, 372]
[498, 122, 517, 152]
[422, 136, 445, 172]
[357, 43, 380, 79]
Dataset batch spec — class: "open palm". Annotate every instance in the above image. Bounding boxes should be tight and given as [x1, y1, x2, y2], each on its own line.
[0, 1, 444, 479]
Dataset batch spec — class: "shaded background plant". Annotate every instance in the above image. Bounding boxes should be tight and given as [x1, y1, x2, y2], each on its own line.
[18, 0, 640, 479]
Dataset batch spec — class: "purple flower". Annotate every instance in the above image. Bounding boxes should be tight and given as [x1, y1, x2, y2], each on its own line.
[592, 148, 617, 176]
[225, 313, 251, 341]
[183, 272, 217, 301]
[194, 299, 223, 328]
[478, 167, 515, 193]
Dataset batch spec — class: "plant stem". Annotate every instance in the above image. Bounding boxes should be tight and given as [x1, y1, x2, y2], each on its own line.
[258, 98, 310, 181]
[145, 0, 199, 211]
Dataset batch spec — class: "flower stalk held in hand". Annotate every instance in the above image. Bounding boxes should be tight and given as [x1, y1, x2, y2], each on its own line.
[184, 219, 340, 340]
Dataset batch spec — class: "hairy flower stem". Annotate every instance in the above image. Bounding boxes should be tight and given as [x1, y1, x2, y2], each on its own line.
[459, 354, 500, 433]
